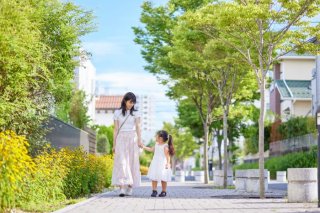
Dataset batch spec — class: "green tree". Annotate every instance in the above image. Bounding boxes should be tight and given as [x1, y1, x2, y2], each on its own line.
[92, 125, 114, 149]
[176, 99, 204, 138]
[97, 135, 110, 154]
[169, 16, 257, 187]
[69, 90, 90, 130]
[0, 0, 95, 153]
[0, 0, 50, 152]
[34, 0, 95, 109]
[189, 0, 320, 197]
[134, 0, 217, 184]
[162, 122, 199, 173]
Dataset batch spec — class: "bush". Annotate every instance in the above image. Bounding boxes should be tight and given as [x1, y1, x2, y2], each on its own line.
[62, 148, 113, 199]
[87, 154, 113, 193]
[140, 165, 149, 175]
[139, 152, 153, 167]
[97, 135, 110, 154]
[17, 147, 69, 208]
[192, 167, 204, 171]
[1, 131, 114, 212]
[0, 131, 35, 211]
[278, 116, 316, 140]
[234, 146, 317, 179]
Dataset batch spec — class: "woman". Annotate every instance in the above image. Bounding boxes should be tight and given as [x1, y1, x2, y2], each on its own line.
[111, 92, 144, 197]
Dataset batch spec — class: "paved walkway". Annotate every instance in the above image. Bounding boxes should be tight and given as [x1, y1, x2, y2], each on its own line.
[54, 181, 319, 213]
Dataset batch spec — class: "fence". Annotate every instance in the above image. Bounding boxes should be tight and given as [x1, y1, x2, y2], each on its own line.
[269, 133, 317, 157]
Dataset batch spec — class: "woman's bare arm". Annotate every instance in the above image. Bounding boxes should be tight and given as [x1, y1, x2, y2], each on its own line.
[112, 120, 119, 153]
[135, 116, 143, 148]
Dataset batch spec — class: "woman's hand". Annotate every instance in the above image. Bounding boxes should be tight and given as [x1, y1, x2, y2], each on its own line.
[165, 163, 171, 169]
[138, 141, 144, 148]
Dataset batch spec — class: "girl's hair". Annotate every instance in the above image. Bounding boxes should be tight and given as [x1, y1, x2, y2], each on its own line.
[157, 130, 175, 156]
[120, 92, 137, 116]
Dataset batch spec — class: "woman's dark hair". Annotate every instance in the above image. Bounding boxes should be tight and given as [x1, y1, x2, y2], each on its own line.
[120, 92, 137, 116]
[157, 130, 175, 156]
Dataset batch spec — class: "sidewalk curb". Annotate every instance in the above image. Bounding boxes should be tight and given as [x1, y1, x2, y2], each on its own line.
[52, 189, 117, 213]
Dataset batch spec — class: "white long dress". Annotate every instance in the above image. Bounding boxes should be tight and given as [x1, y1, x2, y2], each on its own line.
[147, 143, 172, 182]
[111, 109, 141, 187]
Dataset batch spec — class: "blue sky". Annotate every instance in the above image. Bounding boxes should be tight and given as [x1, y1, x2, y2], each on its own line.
[72, 0, 176, 129]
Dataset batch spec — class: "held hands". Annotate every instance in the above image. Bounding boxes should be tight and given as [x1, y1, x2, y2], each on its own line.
[138, 141, 144, 148]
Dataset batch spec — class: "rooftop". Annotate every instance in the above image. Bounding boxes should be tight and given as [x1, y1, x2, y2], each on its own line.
[95, 96, 122, 110]
[275, 80, 311, 99]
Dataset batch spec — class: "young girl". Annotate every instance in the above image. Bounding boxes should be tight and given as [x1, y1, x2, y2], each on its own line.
[143, 130, 175, 197]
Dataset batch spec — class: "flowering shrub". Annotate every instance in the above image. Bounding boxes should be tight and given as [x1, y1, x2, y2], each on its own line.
[0, 131, 35, 211]
[0, 131, 114, 212]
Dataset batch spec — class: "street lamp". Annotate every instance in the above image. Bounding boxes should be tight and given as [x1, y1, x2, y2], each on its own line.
[317, 110, 320, 208]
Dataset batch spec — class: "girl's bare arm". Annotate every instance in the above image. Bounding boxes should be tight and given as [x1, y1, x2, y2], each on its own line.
[143, 145, 154, 152]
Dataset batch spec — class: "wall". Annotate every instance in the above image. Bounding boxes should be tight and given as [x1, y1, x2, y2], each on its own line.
[45, 116, 95, 154]
[94, 110, 114, 126]
[293, 101, 312, 116]
[281, 59, 314, 80]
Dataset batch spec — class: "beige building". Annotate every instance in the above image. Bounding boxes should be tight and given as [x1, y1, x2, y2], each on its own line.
[270, 53, 314, 120]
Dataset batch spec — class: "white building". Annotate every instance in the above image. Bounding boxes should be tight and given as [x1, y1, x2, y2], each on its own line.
[95, 95, 123, 126]
[270, 53, 313, 120]
[74, 52, 96, 122]
[94, 94, 155, 143]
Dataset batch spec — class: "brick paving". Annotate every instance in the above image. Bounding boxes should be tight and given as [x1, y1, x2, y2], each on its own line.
[54, 181, 319, 213]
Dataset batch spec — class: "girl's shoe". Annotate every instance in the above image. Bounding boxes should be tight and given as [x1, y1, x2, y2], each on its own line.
[151, 190, 158, 197]
[159, 191, 167, 197]
[119, 188, 126, 197]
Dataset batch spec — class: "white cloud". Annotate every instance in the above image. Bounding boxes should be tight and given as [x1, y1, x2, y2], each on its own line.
[82, 41, 122, 57]
[96, 71, 169, 97]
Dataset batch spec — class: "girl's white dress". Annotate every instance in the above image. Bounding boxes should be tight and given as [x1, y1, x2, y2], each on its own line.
[147, 143, 172, 182]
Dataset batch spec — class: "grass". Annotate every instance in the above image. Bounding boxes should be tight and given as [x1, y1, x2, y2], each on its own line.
[15, 186, 116, 212]
[213, 185, 236, 190]
[16, 197, 87, 213]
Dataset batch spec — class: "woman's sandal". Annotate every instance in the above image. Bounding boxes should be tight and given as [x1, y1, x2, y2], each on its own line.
[158, 191, 167, 197]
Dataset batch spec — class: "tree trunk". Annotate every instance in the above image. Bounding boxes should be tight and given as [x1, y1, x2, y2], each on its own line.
[223, 108, 228, 188]
[203, 122, 209, 184]
[259, 76, 266, 198]
[217, 130, 222, 170]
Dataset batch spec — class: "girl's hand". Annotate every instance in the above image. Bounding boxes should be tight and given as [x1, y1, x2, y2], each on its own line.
[165, 163, 170, 169]
[138, 142, 144, 148]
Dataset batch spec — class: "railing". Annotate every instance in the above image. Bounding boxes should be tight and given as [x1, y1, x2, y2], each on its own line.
[269, 133, 317, 157]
